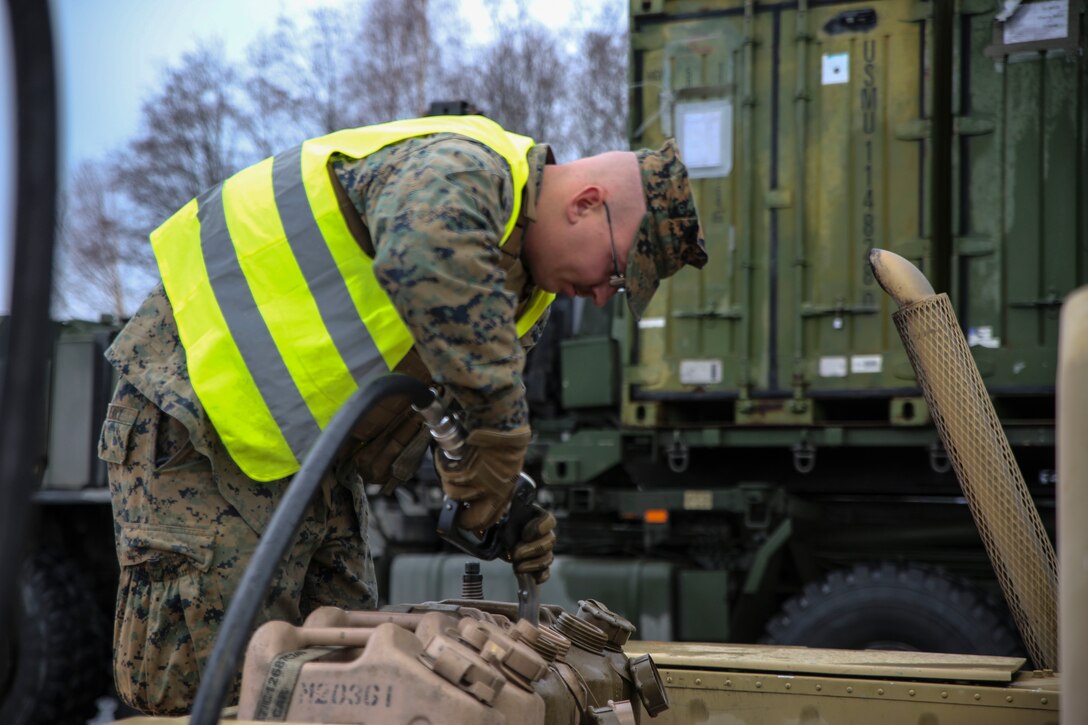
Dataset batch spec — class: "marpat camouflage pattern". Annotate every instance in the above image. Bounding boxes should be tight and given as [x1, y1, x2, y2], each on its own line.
[101, 132, 550, 714]
[625, 139, 708, 320]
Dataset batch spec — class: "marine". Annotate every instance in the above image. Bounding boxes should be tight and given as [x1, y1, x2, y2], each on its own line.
[99, 114, 707, 714]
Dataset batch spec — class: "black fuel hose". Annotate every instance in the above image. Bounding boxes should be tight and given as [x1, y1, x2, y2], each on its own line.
[189, 373, 433, 725]
[0, 0, 58, 701]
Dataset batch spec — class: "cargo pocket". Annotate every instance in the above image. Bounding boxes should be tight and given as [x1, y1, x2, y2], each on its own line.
[114, 522, 228, 714]
[99, 403, 139, 465]
[116, 522, 215, 572]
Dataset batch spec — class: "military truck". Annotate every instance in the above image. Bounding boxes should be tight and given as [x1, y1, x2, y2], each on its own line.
[95, 246, 1074, 725]
[95, 244, 1074, 725]
[2, 319, 120, 723]
[380, 0, 1086, 656]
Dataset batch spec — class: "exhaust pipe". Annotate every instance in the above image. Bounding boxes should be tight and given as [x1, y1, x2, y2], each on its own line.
[869, 249, 1058, 670]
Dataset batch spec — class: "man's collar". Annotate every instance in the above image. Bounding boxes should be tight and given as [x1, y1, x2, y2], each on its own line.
[520, 143, 555, 225]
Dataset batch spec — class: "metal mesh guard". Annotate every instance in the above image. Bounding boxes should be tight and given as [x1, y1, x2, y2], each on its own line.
[894, 294, 1058, 670]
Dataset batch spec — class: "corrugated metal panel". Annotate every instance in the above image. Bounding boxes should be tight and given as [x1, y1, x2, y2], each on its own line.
[625, 0, 1085, 421]
[628, 0, 928, 408]
[953, 0, 1087, 389]
[629, 5, 749, 394]
[785, 1, 928, 394]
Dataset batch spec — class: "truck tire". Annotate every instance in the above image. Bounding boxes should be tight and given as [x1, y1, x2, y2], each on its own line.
[762, 562, 1022, 655]
[0, 550, 110, 725]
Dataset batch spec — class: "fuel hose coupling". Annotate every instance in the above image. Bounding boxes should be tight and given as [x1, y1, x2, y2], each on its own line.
[412, 388, 469, 463]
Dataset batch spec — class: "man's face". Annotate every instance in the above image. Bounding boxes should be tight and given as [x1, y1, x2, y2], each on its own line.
[537, 203, 631, 307]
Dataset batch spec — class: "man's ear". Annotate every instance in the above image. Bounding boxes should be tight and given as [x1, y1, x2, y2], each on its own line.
[567, 186, 604, 222]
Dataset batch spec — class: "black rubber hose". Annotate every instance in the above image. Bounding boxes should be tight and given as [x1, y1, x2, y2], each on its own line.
[189, 373, 434, 725]
[0, 0, 57, 697]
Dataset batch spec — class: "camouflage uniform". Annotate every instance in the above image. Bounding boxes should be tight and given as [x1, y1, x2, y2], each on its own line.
[101, 134, 553, 715]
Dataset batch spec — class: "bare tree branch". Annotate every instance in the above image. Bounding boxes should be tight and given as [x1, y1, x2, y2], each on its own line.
[113, 44, 248, 229]
[55, 159, 155, 319]
[567, 6, 628, 157]
[447, 11, 569, 145]
[347, 0, 432, 123]
[53, 1, 633, 319]
[238, 16, 314, 157]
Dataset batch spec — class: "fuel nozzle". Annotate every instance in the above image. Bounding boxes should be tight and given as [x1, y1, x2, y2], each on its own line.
[413, 388, 541, 624]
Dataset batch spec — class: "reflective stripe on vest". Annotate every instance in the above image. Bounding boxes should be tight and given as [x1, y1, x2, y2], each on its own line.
[151, 116, 555, 481]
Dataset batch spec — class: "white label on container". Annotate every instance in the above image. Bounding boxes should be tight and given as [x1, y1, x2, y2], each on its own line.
[638, 317, 666, 329]
[968, 326, 1001, 349]
[1003, 0, 1068, 44]
[679, 359, 723, 385]
[851, 354, 883, 374]
[682, 112, 723, 167]
[683, 490, 714, 510]
[819, 356, 848, 377]
[676, 99, 733, 178]
[822, 52, 849, 85]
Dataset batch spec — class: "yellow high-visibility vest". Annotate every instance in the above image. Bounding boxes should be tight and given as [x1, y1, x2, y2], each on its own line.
[150, 116, 555, 481]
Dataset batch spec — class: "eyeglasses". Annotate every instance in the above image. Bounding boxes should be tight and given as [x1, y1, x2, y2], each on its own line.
[603, 201, 626, 293]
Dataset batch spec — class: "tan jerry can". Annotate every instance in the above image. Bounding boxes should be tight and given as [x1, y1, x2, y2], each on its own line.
[236, 610, 547, 724]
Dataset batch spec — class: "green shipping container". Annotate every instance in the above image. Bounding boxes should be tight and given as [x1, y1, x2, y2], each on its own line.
[531, 0, 1082, 649]
[953, 0, 1086, 388]
[623, 0, 1086, 425]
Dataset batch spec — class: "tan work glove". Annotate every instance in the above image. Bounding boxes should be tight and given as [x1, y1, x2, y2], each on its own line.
[351, 405, 430, 494]
[511, 506, 556, 584]
[436, 425, 532, 531]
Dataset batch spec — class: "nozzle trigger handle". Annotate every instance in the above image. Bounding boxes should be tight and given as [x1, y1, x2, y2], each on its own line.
[436, 474, 537, 560]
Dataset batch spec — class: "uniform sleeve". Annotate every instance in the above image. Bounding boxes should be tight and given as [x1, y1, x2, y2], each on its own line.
[519, 307, 550, 352]
[365, 137, 529, 432]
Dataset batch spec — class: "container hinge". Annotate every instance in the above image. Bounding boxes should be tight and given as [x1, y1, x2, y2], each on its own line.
[791, 440, 816, 474]
[764, 189, 792, 208]
[799, 302, 878, 320]
[894, 119, 930, 140]
[954, 115, 996, 136]
[673, 307, 743, 320]
[929, 442, 952, 474]
[667, 431, 690, 474]
[954, 235, 996, 257]
[1011, 291, 1064, 309]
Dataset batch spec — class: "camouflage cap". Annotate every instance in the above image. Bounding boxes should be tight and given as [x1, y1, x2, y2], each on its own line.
[625, 139, 708, 320]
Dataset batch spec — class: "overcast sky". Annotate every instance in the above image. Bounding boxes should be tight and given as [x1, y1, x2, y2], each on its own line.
[53, 0, 580, 168]
[54, 0, 343, 168]
[0, 0, 581, 315]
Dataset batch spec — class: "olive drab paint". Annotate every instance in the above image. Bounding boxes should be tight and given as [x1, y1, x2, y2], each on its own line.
[622, 0, 1086, 411]
[528, 0, 1084, 649]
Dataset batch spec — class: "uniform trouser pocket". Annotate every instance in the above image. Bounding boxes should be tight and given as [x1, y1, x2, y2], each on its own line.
[113, 522, 227, 716]
[104, 379, 378, 714]
[103, 381, 236, 715]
